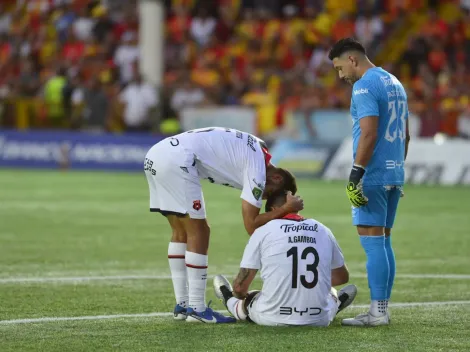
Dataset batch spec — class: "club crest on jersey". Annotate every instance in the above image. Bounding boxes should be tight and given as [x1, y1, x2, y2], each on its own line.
[252, 187, 263, 201]
[193, 200, 202, 211]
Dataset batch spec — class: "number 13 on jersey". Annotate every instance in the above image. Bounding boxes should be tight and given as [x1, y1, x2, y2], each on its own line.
[287, 247, 320, 289]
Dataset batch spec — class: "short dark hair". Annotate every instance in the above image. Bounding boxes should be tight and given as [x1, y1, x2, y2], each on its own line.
[277, 168, 297, 195]
[328, 37, 366, 61]
[265, 189, 287, 213]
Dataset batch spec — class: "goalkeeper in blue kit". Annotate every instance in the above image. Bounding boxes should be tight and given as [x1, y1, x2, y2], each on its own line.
[328, 38, 411, 326]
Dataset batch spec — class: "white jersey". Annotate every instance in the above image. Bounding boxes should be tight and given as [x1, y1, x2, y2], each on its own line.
[240, 216, 345, 326]
[174, 127, 268, 208]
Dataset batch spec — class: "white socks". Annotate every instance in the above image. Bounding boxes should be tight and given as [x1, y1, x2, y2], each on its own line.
[168, 242, 188, 307]
[370, 300, 388, 316]
[185, 251, 208, 312]
[227, 297, 247, 321]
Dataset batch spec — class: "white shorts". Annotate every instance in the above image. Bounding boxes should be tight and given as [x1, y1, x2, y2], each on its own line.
[247, 291, 339, 327]
[144, 137, 206, 219]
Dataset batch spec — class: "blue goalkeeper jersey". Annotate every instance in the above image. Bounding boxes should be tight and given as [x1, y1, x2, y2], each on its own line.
[350, 67, 408, 186]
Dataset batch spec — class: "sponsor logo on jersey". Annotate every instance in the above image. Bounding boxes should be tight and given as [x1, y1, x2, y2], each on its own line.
[252, 187, 263, 200]
[193, 200, 202, 211]
[247, 135, 257, 152]
[353, 88, 369, 95]
[281, 223, 319, 233]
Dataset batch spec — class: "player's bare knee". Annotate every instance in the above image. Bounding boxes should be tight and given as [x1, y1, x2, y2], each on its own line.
[191, 219, 210, 237]
[171, 229, 186, 243]
[167, 215, 187, 242]
[356, 225, 384, 236]
[181, 218, 210, 254]
[385, 228, 392, 237]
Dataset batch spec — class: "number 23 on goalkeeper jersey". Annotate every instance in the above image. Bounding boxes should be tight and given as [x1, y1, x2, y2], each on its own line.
[350, 67, 408, 186]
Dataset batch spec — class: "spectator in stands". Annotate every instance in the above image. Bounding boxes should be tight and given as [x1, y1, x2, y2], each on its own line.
[73, 6, 94, 41]
[0, 4, 12, 35]
[43, 66, 68, 128]
[119, 72, 157, 132]
[92, 4, 113, 43]
[72, 77, 110, 132]
[354, 9, 384, 53]
[170, 75, 206, 114]
[16, 59, 40, 98]
[401, 36, 430, 77]
[55, 3, 77, 43]
[190, 8, 216, 47]
[114, 31, 139, 84]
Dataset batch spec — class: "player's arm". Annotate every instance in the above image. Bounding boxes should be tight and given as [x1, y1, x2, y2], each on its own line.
[235, 229, 263, 297]
[242, 192, 303, 235]
[347, 81, 380, 207]
[332, 265, 349, 286]
[354, 116, 378, 167]
[328, 227, 349, 286]
[405, 117, 411, 160]
[232, 267, 258, 299]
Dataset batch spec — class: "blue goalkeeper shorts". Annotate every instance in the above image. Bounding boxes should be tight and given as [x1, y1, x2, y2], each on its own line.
[352, 185, 402, 228]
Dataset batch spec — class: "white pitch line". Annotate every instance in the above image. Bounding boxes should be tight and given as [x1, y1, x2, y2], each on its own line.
[1, 273, 470, 284]
[352, 273, 470, 280]
[0, 275, 172, 284]
[0, 312, 170, 325]
[1, 301, 470, 325]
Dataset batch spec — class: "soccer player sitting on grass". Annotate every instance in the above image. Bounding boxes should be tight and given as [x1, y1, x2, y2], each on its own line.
[213, 190, 357, 326]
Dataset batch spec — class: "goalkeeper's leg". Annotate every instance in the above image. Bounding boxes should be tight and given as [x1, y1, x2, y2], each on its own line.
[345, 186, 390, 326]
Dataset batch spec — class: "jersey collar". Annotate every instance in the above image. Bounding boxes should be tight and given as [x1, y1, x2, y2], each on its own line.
[262, 147, 272, 167]
[282, 214, 305, 221]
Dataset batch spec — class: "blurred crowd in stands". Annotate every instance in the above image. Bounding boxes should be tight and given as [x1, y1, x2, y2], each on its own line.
[0, 0, 469, 138]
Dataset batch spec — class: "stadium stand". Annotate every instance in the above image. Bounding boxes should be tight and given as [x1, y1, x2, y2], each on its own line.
[0, 0, 468, 138]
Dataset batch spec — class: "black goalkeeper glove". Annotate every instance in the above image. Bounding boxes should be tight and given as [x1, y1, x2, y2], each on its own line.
[346, 165, 368, 207]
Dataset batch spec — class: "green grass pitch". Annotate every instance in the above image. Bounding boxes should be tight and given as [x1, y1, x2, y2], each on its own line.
[0, 170, 469, 351]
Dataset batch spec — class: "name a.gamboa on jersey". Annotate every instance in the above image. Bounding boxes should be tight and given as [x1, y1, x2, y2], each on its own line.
[323, 138, 470, 185]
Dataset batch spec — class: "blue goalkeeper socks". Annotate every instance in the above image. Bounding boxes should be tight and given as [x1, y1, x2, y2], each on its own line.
[360, 235, 389, 301]
[385, 235, 396, 300]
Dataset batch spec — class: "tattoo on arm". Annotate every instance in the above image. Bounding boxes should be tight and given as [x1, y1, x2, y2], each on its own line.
[235, 268, 251, 286]
[233, 268, 252, 299]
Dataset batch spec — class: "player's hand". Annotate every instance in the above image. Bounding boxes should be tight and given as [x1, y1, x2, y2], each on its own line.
[283, 191, 304, 213]
[346, 165, 368, 208]
[399, 187, 405, 198]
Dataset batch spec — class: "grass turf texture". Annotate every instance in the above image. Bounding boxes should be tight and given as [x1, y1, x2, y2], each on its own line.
[0, 170, 469, 352]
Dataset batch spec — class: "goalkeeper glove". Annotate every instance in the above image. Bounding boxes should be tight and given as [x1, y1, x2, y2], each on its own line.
[346, 165, 368, 207]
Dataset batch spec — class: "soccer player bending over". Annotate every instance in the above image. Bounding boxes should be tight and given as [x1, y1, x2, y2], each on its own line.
[144, 127, 303, 323]
[328, 38, 411, 326]
[213, 190, 357, 327]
